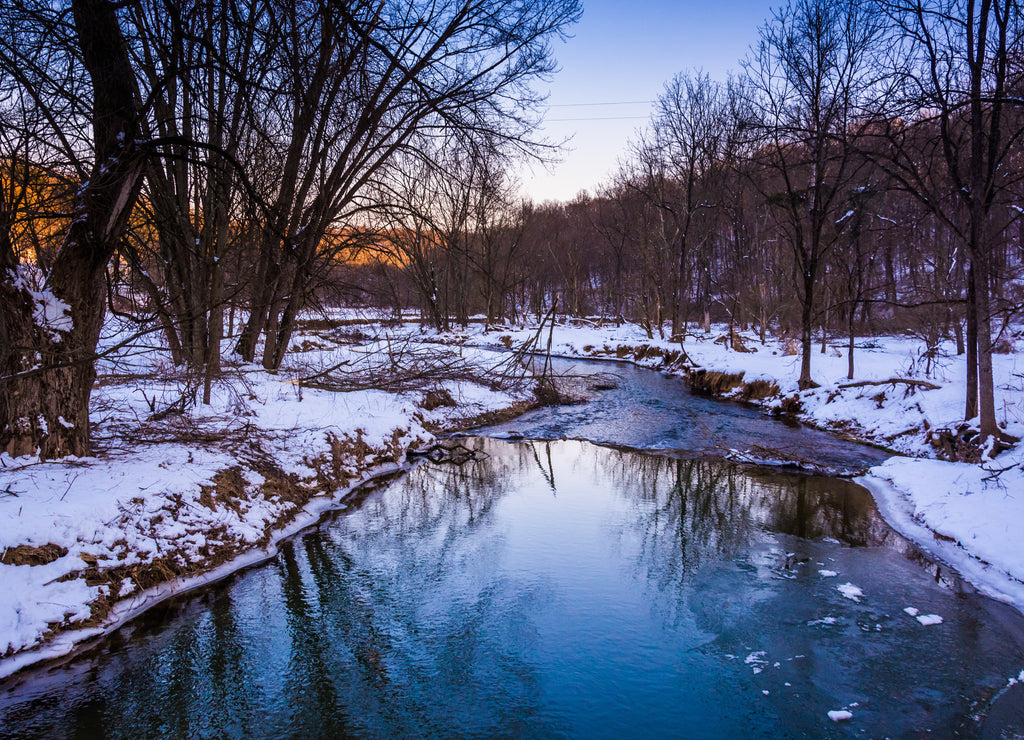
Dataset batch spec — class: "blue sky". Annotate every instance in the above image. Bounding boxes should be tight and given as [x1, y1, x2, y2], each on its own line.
[521, 0, 777, 203]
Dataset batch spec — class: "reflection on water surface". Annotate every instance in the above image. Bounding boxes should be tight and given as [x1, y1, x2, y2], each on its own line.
[2, 438, 1023, 738]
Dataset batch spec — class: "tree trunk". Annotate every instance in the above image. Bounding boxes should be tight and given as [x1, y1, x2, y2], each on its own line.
[965, 264, 979, 421]
[1, 0, 143, 458]
[973, 250, 997, 439]
[847, 303, 856, 380]
[798, 268, 816, 389]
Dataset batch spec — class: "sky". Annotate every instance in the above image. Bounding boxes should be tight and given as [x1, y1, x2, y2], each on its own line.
[520, 0, 777, 203]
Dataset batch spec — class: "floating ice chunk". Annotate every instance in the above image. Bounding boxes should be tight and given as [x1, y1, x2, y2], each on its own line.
[916, 614, 943, 626]
[837, 582, 863, 601]
[807, 616, 839, 626]
[745, 651, 768, 674]
[818, 569, 838, 577]
[903, 607, 919, 616]
[828, 710, 853, 722]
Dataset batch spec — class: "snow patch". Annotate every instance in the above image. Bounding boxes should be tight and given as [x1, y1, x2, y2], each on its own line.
[837, 583, 863, 602]
[10, 265, 74, 339]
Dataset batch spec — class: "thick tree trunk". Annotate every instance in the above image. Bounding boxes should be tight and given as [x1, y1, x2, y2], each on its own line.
[847, 308, 856, 381]
[0, 0, 143, 458]
[973, 251, 997, 439]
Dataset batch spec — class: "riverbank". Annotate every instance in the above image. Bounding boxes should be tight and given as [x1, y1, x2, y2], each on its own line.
[0, 319, 532, 678]
[437, 317, 1024, 613]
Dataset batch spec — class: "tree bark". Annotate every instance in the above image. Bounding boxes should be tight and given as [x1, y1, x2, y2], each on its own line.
[1, 0, 144, 458]
[965, 264, 979, 421]
[799, 267, 816, 389]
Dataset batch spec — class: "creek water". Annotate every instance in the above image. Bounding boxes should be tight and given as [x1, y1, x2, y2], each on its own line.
[2, 361, 1023, 738]
[478, 357, 892, 474]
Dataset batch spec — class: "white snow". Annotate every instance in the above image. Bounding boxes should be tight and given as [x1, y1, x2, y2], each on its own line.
[915, 614, 944, 626]
[9, 265, 74, 339]
[818, 569, 838, 577]
[828, 710, 853, 722]
[745, 651, 769, 674]
[903, 606, 920, 616]
[807, 616, 840, 626]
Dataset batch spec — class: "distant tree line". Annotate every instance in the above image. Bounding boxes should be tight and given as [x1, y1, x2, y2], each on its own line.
[362, 0, 1024, 444]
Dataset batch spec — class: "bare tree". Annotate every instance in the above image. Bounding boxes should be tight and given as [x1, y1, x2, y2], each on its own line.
[648, 71, 727, 342]
[870, 0, 1024, 440]
[234, 0, 581, 369]
[1, 0, 146, 457]
[122, 0, 272, 407]
[743, 0, 882, 387]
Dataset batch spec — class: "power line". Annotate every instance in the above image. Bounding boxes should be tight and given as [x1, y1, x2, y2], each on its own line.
[546, 115, 649, 122]
[548, 100, 653, 107]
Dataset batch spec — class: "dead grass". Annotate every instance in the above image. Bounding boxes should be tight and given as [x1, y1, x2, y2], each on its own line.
[421, 388, 456, 411]
[198, 468, 247, 514]
[775, 394, 804, 415]
[634, 345, 664, 360]
[739, 379, 780, 402]
[436, 400, 537, 433]
[687, 369, 746, 396]
[2, 543, 68, 566]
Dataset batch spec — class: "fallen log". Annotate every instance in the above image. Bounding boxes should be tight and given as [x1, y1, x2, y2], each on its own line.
[838, 378, 940, 391]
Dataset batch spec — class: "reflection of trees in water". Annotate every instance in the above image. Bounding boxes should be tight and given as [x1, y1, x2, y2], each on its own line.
[0, 585, 276, 739]
[608, 453, 755, 587]
[267, 437, 551, 737]
[0, 439, 547, 739]
[596, 449, 932, 590]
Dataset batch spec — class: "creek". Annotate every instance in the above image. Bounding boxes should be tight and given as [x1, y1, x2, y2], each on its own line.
[2, 359, 1023, 738]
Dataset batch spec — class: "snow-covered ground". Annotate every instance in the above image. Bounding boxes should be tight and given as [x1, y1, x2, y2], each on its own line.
[2, 309, 1022, 678]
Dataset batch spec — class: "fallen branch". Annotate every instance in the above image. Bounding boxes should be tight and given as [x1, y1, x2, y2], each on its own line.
[838, 378, 940, 391]
[407, 443, 488, 465]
